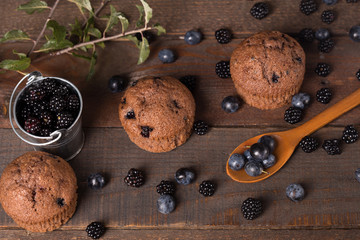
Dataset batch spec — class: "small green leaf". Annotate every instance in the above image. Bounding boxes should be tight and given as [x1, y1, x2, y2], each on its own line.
[38, 39, 73, 52]
[17, 0, 48, 14]
[67, 0, 93, 16]
[0, 30, 31, 42]
[153, 23, 166, 36]
[140, 0, 152, 25]
[47, 20, 67, 42]
[135, 5, 144, 28]
[87, 50, 97, 80]
[72, 52, 91, 61]
[137, 37, 149, 64]
[0, 57, 31, 71]
[88, 27, 102, 38]
[12, 50, 27, 59]
[124, 35, 140, 48]
[118, 13, 129, 34]
[103, 5, 119, 34]
[70, 19, 83, 39]
[96, 42, 105, 49]
[80, 46, 88, 52]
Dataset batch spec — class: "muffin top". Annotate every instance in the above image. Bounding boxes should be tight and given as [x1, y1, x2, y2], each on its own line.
[0, 151, 77, 223]
[230, 31, 306, 96]
[119, 76, 195, 140]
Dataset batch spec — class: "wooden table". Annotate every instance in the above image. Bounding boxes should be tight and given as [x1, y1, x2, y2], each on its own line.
[1, 0, 360, 239]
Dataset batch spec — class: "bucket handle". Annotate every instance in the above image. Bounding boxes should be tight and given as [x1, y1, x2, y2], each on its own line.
[9, 71, 63, 146]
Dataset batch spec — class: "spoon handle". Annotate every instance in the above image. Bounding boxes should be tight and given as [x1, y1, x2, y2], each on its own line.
[291, 88, 360, 138]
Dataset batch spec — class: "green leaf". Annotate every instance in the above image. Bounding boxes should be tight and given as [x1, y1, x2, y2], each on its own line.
[103, 5, 119, 34]
[137, 37, 149, 64]
[96, 42, 105, 49]
[67, 0, 93, 16]
[72, 52, 91, 61]
[124, 35, 140, 48]
[135, 5, 144, 28]
[12, 50, 27, 59]
[88, 27, 102, 38]
[70, 19, 83, 39]
[0, 57, 31, 71]
[47, 20, 67, 42]
[118, 13, 129, 34]
[153, 23, 166, 36]
[38, 39, 73, 52]
[140, 0, 152, 25]
[0, 30, 31, 42]
[87, 50, 97, 80]
[17, 0, 48, 14]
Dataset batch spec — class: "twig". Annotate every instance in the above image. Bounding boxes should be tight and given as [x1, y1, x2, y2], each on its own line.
[81, 0, 111, 28]
[50, 26, 154, 56]
[27, 0, 60, 56]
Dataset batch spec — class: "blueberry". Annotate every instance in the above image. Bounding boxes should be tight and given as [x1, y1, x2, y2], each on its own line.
[184, 30, 202, 45]
[244, 161, 264, 177]
[315, 28, 330, 41]
[355, 168, 360, 183]
[87, 173, 106, 189]
[158, 49, 176, 63]
[243, 149, 254, 161]
[221, 96, 241, 113]
[228, 153, 245, 171]
[250, 143, 270, 160]
[291, 92, 311, 109]
[322, 0, 337, 5]
[157, 194, 176, 214]
[175, 168, 195, 185]
[286, 183, 305, 202]
[349, 25, 360, 42]
[108, 75, 127, 93]
[258, 135, 277, 153]
[262, 154, 276, 168]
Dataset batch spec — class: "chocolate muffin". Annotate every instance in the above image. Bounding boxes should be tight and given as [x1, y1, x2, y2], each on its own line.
[230, 31, 306, 110]
[119, 76, 196, 153]
[0, 151, 77, 232]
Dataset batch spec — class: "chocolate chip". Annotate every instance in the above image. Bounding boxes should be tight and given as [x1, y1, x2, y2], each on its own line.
[272, 73, 279, 83]
[126, 110, 136, 119]
[57, 198, 65, 207]
[121, 98, 126, 104]
[140, 126, 153, 138]
[295, 57, 302, 63]
[173, 100, 181, 109]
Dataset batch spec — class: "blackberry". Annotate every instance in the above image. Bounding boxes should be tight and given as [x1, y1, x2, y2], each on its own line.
[56, 112, 74, 129]
[241, 198, 263, 220]
[342, 125, 358, 144]
[215, 28, 232, 44]
[39, 127, 52, 137]
[321, 10, 335, 24]
[135, 31, 155, 44]
[179, 75, 196, 92]
[19, 105, 33, 120]
[39, 111, 55, 127]
[316, 88, 332, 104]
[67, 94, 80, 112]
[199, 180, 215, 197]
[322, 139, 341, 155]
[24, 117, 41, 135]
[215, 60, 231, 78]
[299, 28, 315, 43]
[53, 84, 69, 96]
[299, 136, 319, 153]
[284, 107, 303, 124]
[315, 63, 331, 77]
[50, 95, 66, 112]
[300, 0, 318, 15]
[28, 85, 46, 101]
[126, 111, 135, 119]
[140, 126, 153, 138]
[356, 69, 360, 81]
[250, 2, 270, 19]
[31, 100, 48, 117]
[156, 180, 176, 196]
[318, 38, 335, 53]
[193, 120, 208, 135]
[86, 222, 105, 239]
[41, 78, 58, 93]
[124, 168, 145, 187]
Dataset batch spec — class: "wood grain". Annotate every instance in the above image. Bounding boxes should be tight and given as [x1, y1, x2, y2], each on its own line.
[0, 127, 359, 229]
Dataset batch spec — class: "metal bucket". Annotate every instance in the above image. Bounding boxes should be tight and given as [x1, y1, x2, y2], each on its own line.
[9, 71, 85, 161]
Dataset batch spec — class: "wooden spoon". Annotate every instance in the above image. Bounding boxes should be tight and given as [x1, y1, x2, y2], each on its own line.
[226, 88, 360, 183]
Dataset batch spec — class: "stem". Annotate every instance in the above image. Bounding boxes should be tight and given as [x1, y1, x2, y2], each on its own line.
[52, 26, 154, 56]
[27, 0, 60, 56]
[94, 0, 110, 17]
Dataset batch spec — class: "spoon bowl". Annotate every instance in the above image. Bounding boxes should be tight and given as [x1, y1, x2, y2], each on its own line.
[226, 88, 360, 183]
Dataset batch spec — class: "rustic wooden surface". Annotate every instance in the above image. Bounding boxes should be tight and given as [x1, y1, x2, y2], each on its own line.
[0, 0, 360, 239]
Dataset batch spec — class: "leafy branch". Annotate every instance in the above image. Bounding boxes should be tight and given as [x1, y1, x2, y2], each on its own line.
[0, 0, 166, 79]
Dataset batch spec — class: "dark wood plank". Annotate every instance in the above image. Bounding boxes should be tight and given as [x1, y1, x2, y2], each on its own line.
[0, 0, 359, 38]
[0, 229, 358, 240]
[1, 35, 360, 128]
[0, 127, 359, 229]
